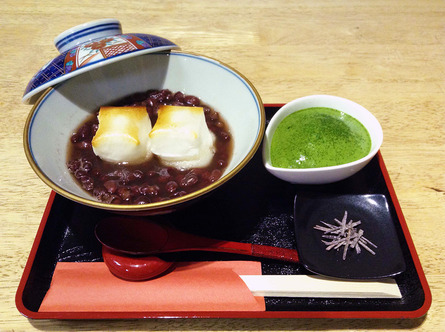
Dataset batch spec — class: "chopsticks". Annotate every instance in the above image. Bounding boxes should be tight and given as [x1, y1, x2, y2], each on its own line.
[240, 275, 401, 298]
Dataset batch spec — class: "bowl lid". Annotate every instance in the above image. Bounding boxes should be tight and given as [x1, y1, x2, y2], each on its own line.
[22, 19, 180, 104]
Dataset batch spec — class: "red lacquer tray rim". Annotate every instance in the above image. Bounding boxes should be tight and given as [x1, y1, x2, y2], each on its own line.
[16, 105, 432, 320]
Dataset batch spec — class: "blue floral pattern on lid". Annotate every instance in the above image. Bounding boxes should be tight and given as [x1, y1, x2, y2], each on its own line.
[23, 20, 179, 104]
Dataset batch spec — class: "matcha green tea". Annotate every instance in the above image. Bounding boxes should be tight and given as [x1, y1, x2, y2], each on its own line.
[270, 107, 371, 169]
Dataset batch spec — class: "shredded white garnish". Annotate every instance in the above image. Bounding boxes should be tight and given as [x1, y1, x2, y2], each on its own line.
[314, 211, 377, 260]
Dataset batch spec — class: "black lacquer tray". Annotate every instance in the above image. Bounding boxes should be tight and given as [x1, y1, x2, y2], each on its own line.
[16, 106, 431, 319]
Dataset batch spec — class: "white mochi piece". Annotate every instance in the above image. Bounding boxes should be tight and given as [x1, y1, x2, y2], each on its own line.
[92, 106, 153, 164]
[149, 105, 215, 169]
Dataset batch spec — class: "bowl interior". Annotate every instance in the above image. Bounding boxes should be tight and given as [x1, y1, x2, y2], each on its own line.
[25, 52, 264, 211]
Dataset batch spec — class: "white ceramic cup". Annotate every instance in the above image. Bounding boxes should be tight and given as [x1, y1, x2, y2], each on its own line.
[262, 95, 383, 184]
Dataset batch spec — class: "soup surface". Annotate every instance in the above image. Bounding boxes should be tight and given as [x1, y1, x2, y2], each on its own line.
[270, 107, 371, 169]
[67, 89, 232, 204]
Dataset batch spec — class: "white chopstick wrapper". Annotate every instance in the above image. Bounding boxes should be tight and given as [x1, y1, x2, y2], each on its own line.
[240, 275, 401, 298]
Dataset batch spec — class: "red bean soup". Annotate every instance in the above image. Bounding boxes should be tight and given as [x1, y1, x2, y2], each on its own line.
[67, 89, 233, 205]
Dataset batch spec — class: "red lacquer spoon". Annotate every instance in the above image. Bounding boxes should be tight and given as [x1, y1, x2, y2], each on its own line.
[95, 216, 299, 281]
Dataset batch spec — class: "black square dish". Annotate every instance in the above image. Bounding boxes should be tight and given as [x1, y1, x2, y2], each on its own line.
[294, 194, 406, 279]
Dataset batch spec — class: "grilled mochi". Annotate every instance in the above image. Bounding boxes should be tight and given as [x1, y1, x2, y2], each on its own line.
[92, 106, 153, 164]
[149, 105, 215, 169]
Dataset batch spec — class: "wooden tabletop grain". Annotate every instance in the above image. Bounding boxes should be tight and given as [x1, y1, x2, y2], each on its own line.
[1, 0, 443, 330]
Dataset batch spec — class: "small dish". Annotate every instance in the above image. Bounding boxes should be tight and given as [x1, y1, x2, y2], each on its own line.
[23, 19, 179, 104]
[294, 193, 406, 279]
[262, 95, 383, 184]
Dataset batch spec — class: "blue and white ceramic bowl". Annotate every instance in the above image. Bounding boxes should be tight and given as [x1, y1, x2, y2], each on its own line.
[23, 21, 265, 214]
[23, 19, 179, 104]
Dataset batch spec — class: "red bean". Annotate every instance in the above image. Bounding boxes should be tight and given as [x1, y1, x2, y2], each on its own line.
[184, 95, 200, 106]
[76, 140, 91, 149]
[146, 170, 158, 178]
[91, 169, 101, 178]
[104, 180, 118, 194]
[146, 98, 159, 117]
[92, 124, 99, 135]
[172, 190, 187, 197]
[77, 124, 91, 140]
[84, 182, 94, 191]
[80, 175, 94, 191]
[117, 169, 131, 183]
[209, 169, 222, 182]
[74, 169, 86, 179]
[71, 133, 80, 143]
[219, 131, 231, 141]
[130, 185, 140, 195]
[134, 196, 151, 204]
[216, 159, 227, 168]
[166, 181, 178, 193]
[173, 91, 185, 103]
[180, 172, 199, 187]
[93, 187, 106, 199]
[132, 170, 144, 180]
[208, 110, 219, 121]
[109, 195, 122, 204]
[80, 175, 90, 183]
[160, 89, 172, 103]
[117, 187, 132, 201]
[140, 184, 160, 196]
[67, 160, 80, 172]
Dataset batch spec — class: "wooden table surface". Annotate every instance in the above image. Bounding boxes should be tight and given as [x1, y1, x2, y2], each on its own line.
[1, 0, 443, 330]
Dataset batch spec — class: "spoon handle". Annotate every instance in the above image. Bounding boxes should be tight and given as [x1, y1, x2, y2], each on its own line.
[174, 238, 300, 263]
[159, 224, 301, 263]
[251, 244, 300, 263]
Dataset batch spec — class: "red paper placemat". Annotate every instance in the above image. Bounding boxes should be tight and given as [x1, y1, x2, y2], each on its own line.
[39, 261, 265, 312]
